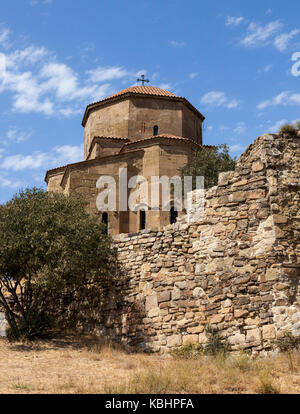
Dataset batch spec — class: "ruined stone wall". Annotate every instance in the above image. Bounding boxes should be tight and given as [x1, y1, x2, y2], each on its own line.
[98, 133, 300, 354]
[0, 312, 6, 337]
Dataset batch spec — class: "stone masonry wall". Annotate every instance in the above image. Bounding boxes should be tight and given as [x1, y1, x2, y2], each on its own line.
[0, 312, 6, 337]
[97, 133, 300, 354]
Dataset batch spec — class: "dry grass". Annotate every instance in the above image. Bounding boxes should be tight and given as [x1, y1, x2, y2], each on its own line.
[0, 335, 300, 394]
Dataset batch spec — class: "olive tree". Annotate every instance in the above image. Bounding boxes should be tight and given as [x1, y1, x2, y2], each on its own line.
[181, 144, 237, 189]
[0, 188, 116, 340]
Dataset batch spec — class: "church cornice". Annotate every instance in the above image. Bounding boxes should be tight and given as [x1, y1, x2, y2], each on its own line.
[58, 148, 145, 189]
[81, 88, 205, 127]
[119, 135, 212, 153]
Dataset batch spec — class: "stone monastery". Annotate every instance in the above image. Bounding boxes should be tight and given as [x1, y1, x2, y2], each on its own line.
[41, 84, 300, 354]
[45, 85, 206, 235]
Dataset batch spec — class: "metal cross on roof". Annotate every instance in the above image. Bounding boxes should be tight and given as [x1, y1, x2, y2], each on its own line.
[136, 74, 149, 86]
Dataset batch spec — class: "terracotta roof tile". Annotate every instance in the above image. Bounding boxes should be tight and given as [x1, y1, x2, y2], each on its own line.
[105, 86, 178, 100]
[120, 135, 213, 152]
[93, 135, 130, 141]
[82, 85, 205, 126]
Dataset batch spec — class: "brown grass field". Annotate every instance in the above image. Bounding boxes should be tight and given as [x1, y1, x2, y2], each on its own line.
[0, 335, 300, 394]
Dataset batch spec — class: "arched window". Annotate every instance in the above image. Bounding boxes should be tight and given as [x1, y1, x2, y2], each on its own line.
[140, 210, 146, 230]
[170, 207, 178, 224]
[101, 212, 108, 234]
[153, 125, 159, 136]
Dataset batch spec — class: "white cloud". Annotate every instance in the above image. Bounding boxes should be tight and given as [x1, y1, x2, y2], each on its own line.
[229, 144, 246, 153]
[40, 62, 85, 101]
[8, 46, 49, 66]
[158, 83, 172, 90]
[170, 40, 186, 48]
[0, 26, 11, 50]
[87, 66, 130, 83]
[274, 29, 300, 51]
[264, 64, 272, 72]
[238, 20, 300, 52]
[225, 16, 244, 27]
[0, 173, 22, 188]
[268, 119, 287, 132]
[219, 125, 229, 132]
[58, 107, 82, 118]
[234, 121, 246, 134]
[200, 90, 240, 109]
[265, 9, 272, 15]
[257, 90, 300, 110]
[240, 20, 282, 47]
[0, 144, 83, 172]
[30, 0, 53, 6]
[53, 145, 83, 164]
[189, 72, 198, 79]
[0, 30, 133, 117]
[1, 153, 47, 171]
[1, 127, 32, 144]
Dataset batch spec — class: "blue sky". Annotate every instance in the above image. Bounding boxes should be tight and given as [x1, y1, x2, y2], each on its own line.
[0, 0, 299, 203]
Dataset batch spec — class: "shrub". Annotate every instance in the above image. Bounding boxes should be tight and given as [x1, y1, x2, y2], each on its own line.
[278, 124, 297, 135]
[170, 343, 203, 359]
[180, 144, 237, 189]
[256, 374, 280, 394]
[0, 188, 116, 340]
[203, 325, 230, 356]
[274, 332, 300, 352]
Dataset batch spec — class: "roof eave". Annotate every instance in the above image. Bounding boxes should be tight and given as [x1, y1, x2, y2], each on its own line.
[81, 93, 205, 127]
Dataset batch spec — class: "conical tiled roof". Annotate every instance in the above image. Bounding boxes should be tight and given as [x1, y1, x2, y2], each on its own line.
[105, 85, 179, 99]
[82, 85, 205, 126]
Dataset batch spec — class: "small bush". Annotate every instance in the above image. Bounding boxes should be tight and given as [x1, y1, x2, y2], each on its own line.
[204, 325, 230, 356]
[256, 374, 280, 394]
[5, 311, 52, 342]
[274, 332, 300, 352]
[170, 343, 203, 359]
[278, 124, 297, 135]
[228, 353, 252, 372]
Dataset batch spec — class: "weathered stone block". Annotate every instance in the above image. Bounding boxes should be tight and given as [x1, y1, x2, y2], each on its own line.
[210, 314, 225, 324]
[167, 335, 182, 347]
[228, 332, 246, 345]
[182, 335, 199, 346]
[262, 325, 276, 340]
[274, 283, 289, 291]
[198, 332, 208, 344]
[148, 307, 160, 318]
[171, 288, 181, 300]
[273, 214, 288, 224]
[265, 268, 278, 281]
[145, 294, 158, 311]
[193, 287, 205, 298]
[252, 161, 264, 172]
[175, 281, 187, 290]
[234, 309, 249, 318]
[0, 313, 6, 337]
[246, 328, 262, 343]
[232, 191, 246, 202]
[157, 291, 171, 303]
[187, 326, 204, 334]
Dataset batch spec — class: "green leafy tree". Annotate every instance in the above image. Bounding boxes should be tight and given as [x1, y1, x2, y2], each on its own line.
[181, 144, 237, 189]
[0, 188, 116, 340]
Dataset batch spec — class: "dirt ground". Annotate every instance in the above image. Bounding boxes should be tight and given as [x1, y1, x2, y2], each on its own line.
[0, 335, 300, 394]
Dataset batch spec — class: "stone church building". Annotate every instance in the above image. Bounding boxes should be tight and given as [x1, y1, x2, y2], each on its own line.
[45, 85, 206, 235]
